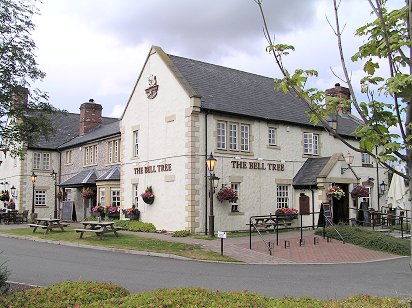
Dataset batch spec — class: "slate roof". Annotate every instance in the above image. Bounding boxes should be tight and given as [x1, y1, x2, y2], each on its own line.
[59, 168, 97, 187]
[293, 157, 332, 187]
[96, 165, 120, 181]
[29, 112, 119, 150]
[168, 54, 362, 137]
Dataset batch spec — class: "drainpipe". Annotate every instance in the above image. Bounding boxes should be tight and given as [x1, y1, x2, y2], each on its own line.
[204, 112, 209, 235]
[310, 186, 315, 229]
[375, 147, 380, 212]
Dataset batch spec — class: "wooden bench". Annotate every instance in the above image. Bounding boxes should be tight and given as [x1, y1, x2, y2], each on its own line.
[74, 228, 104, 239]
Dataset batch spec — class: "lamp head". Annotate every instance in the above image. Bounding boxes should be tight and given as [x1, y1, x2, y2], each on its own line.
[206, 152, 217, 172]
[31, 171, 37, 183]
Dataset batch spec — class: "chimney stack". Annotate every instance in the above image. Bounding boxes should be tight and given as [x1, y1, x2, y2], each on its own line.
[325, 83, 351, 114]
[79, 99, 102, 135]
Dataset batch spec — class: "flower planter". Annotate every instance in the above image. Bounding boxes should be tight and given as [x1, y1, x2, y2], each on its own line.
[125, 212, 140, 220]
[276, 214, 297, 220]
[142, 196, 154, 205]
[108, 212, 120, 220]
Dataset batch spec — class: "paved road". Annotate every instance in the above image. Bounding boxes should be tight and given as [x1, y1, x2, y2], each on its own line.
[1, 237, 411, 299]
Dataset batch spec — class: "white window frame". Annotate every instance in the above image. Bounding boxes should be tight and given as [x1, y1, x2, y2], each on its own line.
[268, 127, 277, 146]
[217, 121, 226, 150]
[35, 190, 46, 206]
[276, 185, 290, 208]
[65, 150, 72, 165]
[361, 153, 372, 166]
[33, 152, 41, 169]
[240, 124, 250, 152]
[108, 139, 120, 164]
[111, 188, 120, 207]
[98, 187, 105, 206]
[65, 189, 72, 201]
[42, 153, 50, 170]
[133, 184, 139, 208]
[84, 144, 98, 166]
[303, 132, 319, 155]
[231, 182, 239, 212]
[133, 130, 139, 157]
[229, 123, 238, 150]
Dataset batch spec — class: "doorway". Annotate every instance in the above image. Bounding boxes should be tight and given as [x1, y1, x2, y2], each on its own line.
[332, 183, 349, 224]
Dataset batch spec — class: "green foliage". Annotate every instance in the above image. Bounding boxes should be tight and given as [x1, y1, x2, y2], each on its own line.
[171, 230, 191, 237]
[0, 281, 129, 307]
[0, 0, 64, 157]
[0, 257, 9, 295]
[315, 224, 410, 256]
[3, 284, 410, 307]
[115, 220, 156, 232]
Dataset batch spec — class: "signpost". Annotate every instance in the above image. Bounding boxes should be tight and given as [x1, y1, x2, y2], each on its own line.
[217, 231, 226, 255]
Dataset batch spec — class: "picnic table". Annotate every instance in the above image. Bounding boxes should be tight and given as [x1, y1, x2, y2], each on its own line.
[28, 218, 69, 234]
[74, 221, 119, 239]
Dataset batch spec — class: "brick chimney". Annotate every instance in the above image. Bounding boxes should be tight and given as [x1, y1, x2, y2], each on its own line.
[79, 99, 102, 135]
[11, 86, 29, 109]
[325, 83, 351, 114]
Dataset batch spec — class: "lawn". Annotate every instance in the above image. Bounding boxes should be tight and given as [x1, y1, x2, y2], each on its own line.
[0, 227, 238, 262]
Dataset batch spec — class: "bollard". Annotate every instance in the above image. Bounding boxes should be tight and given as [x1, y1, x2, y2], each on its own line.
[314, 237, 319, 245]
[284, 240, 290, 248]
[299, 239, 305, 246]
[327, 236, 332, 242]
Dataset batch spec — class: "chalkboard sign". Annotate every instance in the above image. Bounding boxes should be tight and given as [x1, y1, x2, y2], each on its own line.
[61, 201, 74, 221]
[323, 202, 333, 226]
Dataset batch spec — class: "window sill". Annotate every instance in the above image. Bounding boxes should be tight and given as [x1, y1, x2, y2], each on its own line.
[228, 211, 244, 216]
[267, 145, 280, 150]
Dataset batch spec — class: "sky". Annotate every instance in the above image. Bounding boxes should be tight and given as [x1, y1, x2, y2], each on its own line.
[31, 0, 405, 118]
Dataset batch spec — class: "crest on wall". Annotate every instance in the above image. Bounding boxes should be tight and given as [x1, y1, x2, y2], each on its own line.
[145, 74, 159, 99]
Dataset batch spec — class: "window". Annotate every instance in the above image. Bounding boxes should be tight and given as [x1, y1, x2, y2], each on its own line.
[217, 121, 226, 150]
[361, 153, 372, 166]
[33, 152, 51, 170]
[240, 124, 249, 152]
[108, 139, 120, 163]
[133, 184, 139, 208]
[33, 153, 41, 169]
[111, 188, 120, 207]
[65, 189, 72, 201]
[361, 186, 372, 206]
[217, 121, 250, 152]
[268, 127, 277, 146]
[35, 190, 46, 206]
[303, 132, 319, 155]
[229, 123, 238, 150]
[65, 150, 72, 164]
[231, 183, 239, 212]
[43, 153, 50, 170]
[133, 131, 139, 156]
[99, 187, 105, 206]
[276, 185, 290, 208]
[84, 144, 98, 166]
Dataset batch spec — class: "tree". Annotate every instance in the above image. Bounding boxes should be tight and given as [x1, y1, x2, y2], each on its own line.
[254, 0, 412, 268]
[0, 0, 60, 158]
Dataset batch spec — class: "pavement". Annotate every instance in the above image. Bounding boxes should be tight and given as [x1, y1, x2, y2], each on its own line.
[0, 222, 407, 265]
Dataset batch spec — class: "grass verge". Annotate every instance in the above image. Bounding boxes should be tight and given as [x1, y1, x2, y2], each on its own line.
[1, 282, 411, 308]
[0, 227, 238, 262]
[315, 224, 410, 256]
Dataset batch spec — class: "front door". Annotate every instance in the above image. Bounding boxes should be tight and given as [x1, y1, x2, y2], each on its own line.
[332, 183, 349, 224]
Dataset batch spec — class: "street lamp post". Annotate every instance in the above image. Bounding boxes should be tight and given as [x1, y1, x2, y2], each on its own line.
[31, 171, 37, 215]
[206, 153, 219, 237]
[51, 170, 57, 219]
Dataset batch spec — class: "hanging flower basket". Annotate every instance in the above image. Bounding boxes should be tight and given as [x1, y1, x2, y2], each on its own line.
[327, 185, 345, 200]
[82, 187, 95, 199]
[0, 191, 10, 202]
[350, 185, 369, 199]
[141, 186, 155, 204]
[216, 186, 238, 203]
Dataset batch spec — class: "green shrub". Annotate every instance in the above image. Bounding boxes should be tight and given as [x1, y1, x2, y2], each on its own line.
[315, 224, 411, 256]
[115, 220, 156, 232]
[0, 281, 129, 307]
[0, 258, 9, 295]
[84, 216, 98, 221]
[172, 230, 191, 237]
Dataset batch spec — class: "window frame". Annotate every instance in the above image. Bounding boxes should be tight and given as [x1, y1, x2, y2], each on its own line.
[133, 130, 139, 157]
[132, 184, 139, 208]
[110, 188, 120, 207]
[229, 123, 238, 151]
[240, 124, 249, 152]
[361, 153, 372, 166]
[303, 132, 319, 156]
[268, 127, 277, 146]
[230, 182, 239, 212]
[276, 185, 290, 208]
[217, 121, 227, 150]
[98, 187, 105, 206]
[34, 190, 46, 206]
[108, 139, 120, 164]
[84, 144, 98, 166]
[65, 150, 72, 165]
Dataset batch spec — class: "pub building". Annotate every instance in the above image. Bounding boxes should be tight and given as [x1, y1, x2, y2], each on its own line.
[120, 46, 386, 233]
